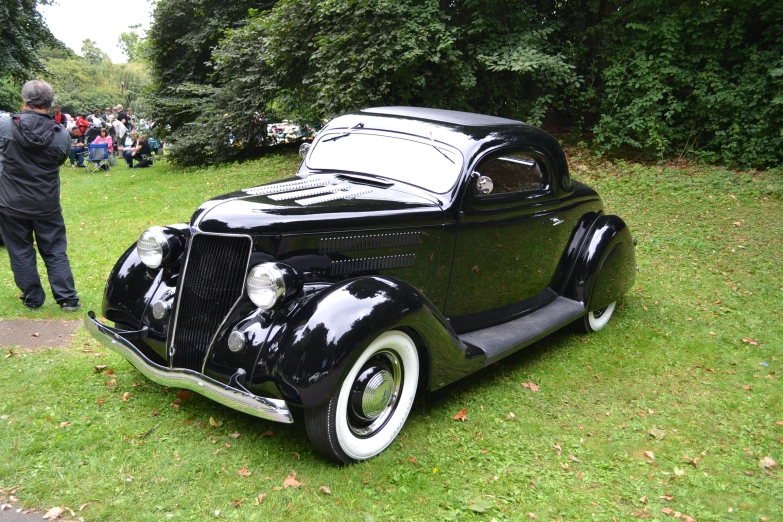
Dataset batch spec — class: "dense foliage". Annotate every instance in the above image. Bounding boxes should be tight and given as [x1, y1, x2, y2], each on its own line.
[145, 0, 783, 169]
[0, 0, 59, 84]
[587, 0, 783, 168]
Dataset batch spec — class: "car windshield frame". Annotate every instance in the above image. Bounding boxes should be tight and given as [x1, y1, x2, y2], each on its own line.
[304, 130, 464, 194]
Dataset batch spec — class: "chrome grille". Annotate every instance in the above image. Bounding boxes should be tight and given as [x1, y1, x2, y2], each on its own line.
[171, 234, 251, 371]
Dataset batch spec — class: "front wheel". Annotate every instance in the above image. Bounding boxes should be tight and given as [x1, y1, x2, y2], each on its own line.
[575, 301, 617, 333]
[304, 330, 419, 464]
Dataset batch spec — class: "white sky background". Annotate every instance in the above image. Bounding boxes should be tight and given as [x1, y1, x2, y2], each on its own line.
[38, 0, 155, 63]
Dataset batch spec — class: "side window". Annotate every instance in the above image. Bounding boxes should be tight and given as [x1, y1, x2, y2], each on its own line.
[473, 152, 547, 196]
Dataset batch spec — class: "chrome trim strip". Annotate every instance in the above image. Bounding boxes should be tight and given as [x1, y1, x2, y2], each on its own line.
[84, 312, 293, 424]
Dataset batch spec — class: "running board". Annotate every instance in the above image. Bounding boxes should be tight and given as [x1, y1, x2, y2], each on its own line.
[458, 297, 585, 366]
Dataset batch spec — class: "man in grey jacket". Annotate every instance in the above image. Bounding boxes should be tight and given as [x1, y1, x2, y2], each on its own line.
[0, 80, 81, 311]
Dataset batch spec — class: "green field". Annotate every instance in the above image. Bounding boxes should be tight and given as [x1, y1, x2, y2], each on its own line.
[1, 153, 781, 521]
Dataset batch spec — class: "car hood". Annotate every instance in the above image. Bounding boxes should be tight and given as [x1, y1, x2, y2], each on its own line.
[191, 175, 445, 235]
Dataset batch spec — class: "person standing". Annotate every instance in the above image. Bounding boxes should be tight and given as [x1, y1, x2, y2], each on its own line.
[52, 105, 66, 126]
[0, 80, 81, 311]
[116, 105, 130, 131]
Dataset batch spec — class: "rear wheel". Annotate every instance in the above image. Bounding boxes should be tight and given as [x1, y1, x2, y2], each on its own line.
[304, 330, 419, 464]
[576, 301, 617, 333]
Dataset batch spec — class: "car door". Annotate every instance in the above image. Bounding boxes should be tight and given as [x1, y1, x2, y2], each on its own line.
[444, 150, 572, 331]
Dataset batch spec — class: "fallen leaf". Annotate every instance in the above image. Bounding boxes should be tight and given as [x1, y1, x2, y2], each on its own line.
[507, 412, 516, 420]
[93, 365, 107, 372]
[659, 495, 674, 501]
[107, 368, 114, 375]
[255, 494, 264, 505]
[261, 430, 273, 437]
[42, 506, 64, 520]
[673, 467, 686, 476]
[468, 499, 492, 513]
[176, 390, 192, 401]
[742, 338, 760, 346]
[229, 432, 240, 439]
[639, 496, 647, 504]
[96, 398, 105, 405]
[59, 421, 71, 428]
[409, 456, 418, 465]
[644, 451, 655, 460]
[283, 470, 301, 489]
[527, 513, 537, 519]
[237, 466, 251, 477]
[569, 455, 581, 463]
[31, 332, 40, 338]
[648, 427, 666, 440]
[453, 409, 468, 422]
[683, 515, 697, 522]
[631, 507, 651, 518]
[683, 454, 699, 467]
[661, 507, 674, 515]
[232, 499, 241, 508]
[290, 452, 300, 459]
[105, 379, 116, 388]
[209, 416, 223, 427]
[122, 392, 130, 402]
[521, 381, 540, 392]
[319, 485, 332, 495]
[760, 456, 777, 469]
[471, 265, 479, 273]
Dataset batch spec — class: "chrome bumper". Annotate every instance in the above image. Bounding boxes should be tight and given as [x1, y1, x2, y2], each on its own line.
[84, 311, 293, 424]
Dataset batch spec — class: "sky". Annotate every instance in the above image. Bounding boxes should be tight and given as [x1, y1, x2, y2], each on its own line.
[38, 0, 156, 63]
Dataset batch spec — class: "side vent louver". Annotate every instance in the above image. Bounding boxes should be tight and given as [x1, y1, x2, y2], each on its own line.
[319, 232, 422, 254]
[329, 254, 416, 276]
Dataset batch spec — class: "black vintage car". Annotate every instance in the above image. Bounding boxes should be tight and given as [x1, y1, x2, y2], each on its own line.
[85, 107, 636, 463]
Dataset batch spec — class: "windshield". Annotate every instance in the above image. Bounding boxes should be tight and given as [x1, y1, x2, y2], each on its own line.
[305, 131, 463, 193]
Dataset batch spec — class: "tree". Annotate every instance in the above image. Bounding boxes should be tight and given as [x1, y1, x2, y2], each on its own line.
[81, 39, 110, 65]
[118, 30, 141, 62]
[0, 0, 60, 81]
[145, 0, 783, 169]
[42, 50, 150, 118]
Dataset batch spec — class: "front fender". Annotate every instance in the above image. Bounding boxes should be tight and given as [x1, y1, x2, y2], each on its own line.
[260, 276, 481, 408]
[560, 214, 636, 310]
[103, 243, 160, 328]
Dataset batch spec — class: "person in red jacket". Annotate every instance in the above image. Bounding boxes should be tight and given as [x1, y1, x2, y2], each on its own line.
[75, 114, 90, 135]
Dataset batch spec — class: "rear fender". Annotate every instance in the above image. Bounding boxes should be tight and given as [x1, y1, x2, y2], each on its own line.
[260, 276, 482, 408]
[559, 214, 636, 310]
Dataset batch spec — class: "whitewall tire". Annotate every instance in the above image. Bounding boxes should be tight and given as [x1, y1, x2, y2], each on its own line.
[304, 330, 419, 464]
[577, 301, 617, 333]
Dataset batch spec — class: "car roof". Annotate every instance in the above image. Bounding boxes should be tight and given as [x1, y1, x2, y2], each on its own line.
[361, 106, 523, 127]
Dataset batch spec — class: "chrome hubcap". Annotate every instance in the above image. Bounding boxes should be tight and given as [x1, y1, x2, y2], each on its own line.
[361, 370, 394, 419]
[348, 350, 403, 437]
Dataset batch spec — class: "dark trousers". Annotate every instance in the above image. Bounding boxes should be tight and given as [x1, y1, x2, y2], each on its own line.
[70, 147, 85, 166]
[0, 212, 78, 308]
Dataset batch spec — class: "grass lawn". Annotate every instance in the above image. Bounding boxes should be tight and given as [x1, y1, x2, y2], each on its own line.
[0, 152, 781, 521]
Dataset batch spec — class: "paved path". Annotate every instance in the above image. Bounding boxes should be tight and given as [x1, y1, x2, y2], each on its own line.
[0, 319, 80, 349]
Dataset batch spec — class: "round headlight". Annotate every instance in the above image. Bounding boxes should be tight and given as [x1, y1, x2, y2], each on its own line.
[246, 264, 285, 309]
[136, 227, 168, 268]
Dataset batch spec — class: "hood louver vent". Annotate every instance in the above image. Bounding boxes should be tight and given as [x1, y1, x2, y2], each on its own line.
[244, 178, 332, 196]
[296, 188, 373, 206]
[268, 184, 351, 201]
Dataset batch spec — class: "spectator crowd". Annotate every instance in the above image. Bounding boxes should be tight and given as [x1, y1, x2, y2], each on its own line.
[52, 104, 159, 169]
